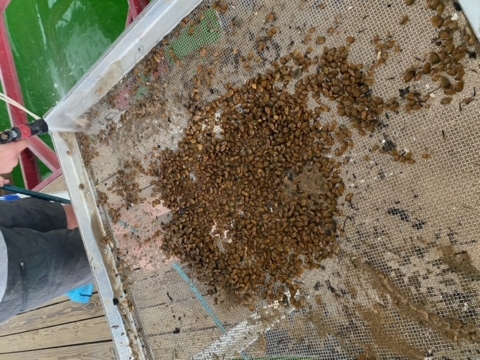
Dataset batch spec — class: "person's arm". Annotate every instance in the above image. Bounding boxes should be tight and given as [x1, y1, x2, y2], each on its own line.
[0, 140, 28, 174]
[0, 141, 28, 186]
[0, 176, 10, 187]
[0, 140, 78, 230]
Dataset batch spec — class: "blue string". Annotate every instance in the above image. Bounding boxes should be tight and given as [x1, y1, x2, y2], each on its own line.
[172, 263, 252, 360]
[173, 263, 227, 333]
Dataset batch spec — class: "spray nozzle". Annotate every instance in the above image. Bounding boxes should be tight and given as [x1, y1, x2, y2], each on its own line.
[26, 119, 49, 136]
[0, 119, 49, 144]
[0, 130, 16, 144]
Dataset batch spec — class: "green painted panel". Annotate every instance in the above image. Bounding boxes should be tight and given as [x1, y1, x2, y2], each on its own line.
[2, 0, 128, 185]
[167, 8, 222, 61]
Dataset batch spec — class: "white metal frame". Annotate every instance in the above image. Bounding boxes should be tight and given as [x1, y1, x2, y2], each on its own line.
[47, 0, 203, 358]
[460, 0, 480, 40]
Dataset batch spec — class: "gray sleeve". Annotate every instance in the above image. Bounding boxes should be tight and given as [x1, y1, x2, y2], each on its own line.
[0, 226, 93, 321]
[0, 231, 7, 303]
[0, 197, 67, 232]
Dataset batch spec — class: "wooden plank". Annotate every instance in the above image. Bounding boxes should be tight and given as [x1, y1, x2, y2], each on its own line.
[138, 298, 248, 336]
[34, 291, 97, 309]
[0, 317, 112, 353]
[127, 269, 211, 309]
[0, 293, 106, 337]
[145, 328, 222, 359]
[0, 342, 115, 360]
[35, 295, 70, 308]
[126, 270, 249, 336]
[40, 175, 67, 194]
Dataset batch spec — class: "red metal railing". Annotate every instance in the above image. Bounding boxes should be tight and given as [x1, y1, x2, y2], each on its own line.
[127, 0, 149, 25]
[0, 0, 148, 190]
[0, 0, 49, 189]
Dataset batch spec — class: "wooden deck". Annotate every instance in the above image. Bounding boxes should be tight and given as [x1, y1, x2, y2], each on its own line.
[0, 176, 115, 359]
[0, 293, 114, 359]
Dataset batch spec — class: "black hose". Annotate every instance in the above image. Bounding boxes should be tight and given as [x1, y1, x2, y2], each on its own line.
[0, 185, 71, 204]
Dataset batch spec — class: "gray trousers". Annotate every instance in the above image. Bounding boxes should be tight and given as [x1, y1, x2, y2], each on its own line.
[0, 198, 93, 324]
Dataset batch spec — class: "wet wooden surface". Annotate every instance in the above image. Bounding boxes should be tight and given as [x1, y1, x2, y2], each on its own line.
[0, 293, 115, 359]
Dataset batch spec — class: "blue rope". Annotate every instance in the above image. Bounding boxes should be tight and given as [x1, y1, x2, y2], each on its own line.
[173, 263, 227, 332]
[172, 263, 252, 360]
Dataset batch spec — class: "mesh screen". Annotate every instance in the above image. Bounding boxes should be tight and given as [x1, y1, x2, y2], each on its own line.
[77, 0, 480, 358]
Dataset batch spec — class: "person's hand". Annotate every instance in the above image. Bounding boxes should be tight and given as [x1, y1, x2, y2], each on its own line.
[0, 176, 10, 187]
[0, 140, 28, 174]
[63, 205, 79, 229]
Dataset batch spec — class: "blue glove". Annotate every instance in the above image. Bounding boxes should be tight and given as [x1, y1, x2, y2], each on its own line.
[66, 284, 94, 304]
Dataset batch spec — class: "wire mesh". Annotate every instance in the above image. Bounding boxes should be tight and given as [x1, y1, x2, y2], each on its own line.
[77, 0, 480, 358]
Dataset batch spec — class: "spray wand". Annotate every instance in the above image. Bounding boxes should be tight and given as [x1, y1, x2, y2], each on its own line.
[0, 119, 49, 144]
[0, 92, 49, 144]
[0, 92, 66, 203]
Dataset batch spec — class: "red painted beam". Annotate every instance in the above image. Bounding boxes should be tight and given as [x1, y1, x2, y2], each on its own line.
[127, 0, 149, 24]
[28, 136, 60, 170]
[0, 15, 42, 189]
[0, 0, 9, 13]
[32, 167, 63, 192]
[0, 0, 61, 190]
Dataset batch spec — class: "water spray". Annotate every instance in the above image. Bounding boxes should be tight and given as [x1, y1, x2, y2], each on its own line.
[0, 91, 51, 143]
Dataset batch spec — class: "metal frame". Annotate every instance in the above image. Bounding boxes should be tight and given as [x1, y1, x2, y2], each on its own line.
[52, 131, 141, 360]
[459, 0, 480, 40]
[48, 0, 203, 358]
[46, 0, 202, 129]
[126, 0, 149, 25]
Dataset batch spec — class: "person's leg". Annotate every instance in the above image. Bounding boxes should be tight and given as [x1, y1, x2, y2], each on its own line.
[63, 204, 78, 229]
[0, 226, 93, 323]
[0, 197, 72, 232]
